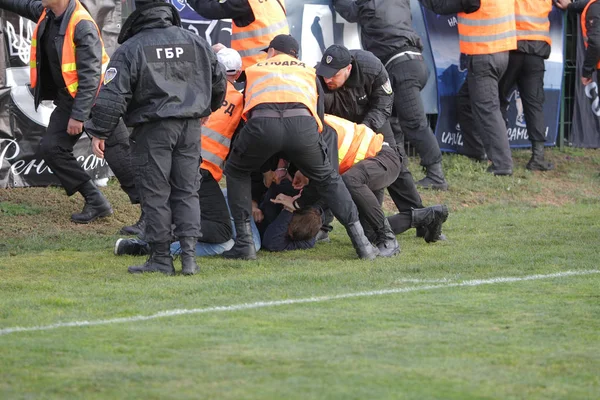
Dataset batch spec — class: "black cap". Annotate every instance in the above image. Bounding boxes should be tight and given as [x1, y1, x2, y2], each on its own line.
[264, 34, 300, 58]
[316, 45, 352, 78]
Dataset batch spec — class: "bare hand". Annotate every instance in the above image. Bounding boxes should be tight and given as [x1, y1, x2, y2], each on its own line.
[553, 0, 571, 10]
[67, 118, 83, 135]
[92, 137, 105, 159]
[251, 200, 264, 223]
[292, 170, 309, 190]
[200, 116, 209, 126]
[270, 193, 302, 213]
[263, 170, 276, 188]
[582, 76, 593, 86]
[212, 43, 226, 53]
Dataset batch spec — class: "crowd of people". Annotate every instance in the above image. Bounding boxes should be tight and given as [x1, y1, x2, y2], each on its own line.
[1, 0, 594, 275]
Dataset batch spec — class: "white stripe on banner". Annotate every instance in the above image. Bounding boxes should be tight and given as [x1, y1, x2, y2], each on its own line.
[0, 270, 597, 336]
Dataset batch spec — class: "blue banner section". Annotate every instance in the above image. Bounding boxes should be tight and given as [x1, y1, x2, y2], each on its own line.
[422, 7, 564, 152]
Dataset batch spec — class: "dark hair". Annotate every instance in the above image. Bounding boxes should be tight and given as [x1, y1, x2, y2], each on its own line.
[288, 208, 322, 241]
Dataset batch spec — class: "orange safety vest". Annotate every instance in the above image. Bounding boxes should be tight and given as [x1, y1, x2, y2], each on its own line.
[324, 114, 384, 175]
[231, 0, 289, 70]
[243, 53, 323, 132]
[457, 0, 517, 55]
[582, 0, 600, 69]
[30, 0, 110, 97]
[515, 0, 552, 45]
[200, 81, 244, 182]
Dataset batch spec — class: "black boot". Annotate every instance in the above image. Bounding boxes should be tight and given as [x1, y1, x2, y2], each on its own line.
[415, 225, 447, 241]
[412, 205, 449, 243]
[179, 237, 200, 275]
[114, 238, 150, 256]
[346, 221, 379, 260]
[128, 242, 175, 275]
[315, 230, 331, 243]
[374, 219, 400, 257]
[120, 207, 146, 237]
[416, 162, 449, 191]
[71, 180, 113, 224]
[222, 220, 257, 260]
[526, 141, 554, 171]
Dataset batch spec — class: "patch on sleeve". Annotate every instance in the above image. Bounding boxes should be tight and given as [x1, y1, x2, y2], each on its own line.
[382, 79, 393, 95]
[104, 67, 117, 85]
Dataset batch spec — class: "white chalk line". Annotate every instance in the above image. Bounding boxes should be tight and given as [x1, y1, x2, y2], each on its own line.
[1, 270, 598, 336]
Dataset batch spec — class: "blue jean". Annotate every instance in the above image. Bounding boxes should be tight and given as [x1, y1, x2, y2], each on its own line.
[170, 189, 261, 256]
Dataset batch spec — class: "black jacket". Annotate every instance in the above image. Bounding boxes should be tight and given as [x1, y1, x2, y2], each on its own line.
[84, 3, 227, 139]
[0, 0, 103, 121]
[321, 49, 393, 132]
[187, 0, 255, 28]
[569, 0, 600, 77]
[418, 0, 480, 15]
[334, 0, 423, 63]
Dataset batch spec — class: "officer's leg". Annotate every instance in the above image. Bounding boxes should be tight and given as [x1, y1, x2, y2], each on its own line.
[518, 54, 553, 171]
[198, 169, 233, 244]
[456, 60, 487, 162]
[223, 118, 282, 259]
[469, 52, 513, 174]
[128, 121, 176, 275]
[498, 51, 522, 126]
[284, 116, 378, 260]
[40, 103, 112, 223]
[391, 59, 447, 190]
[386, 144, 424, 212]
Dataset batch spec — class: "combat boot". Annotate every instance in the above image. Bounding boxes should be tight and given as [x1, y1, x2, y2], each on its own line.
[526, 141, 554, 171]
[71, 180, 113, 223]
[114, 238, 150, 256]
[411, 205, 449, 243]
[120, 207, 146, 237]
[346, 221, 379, 260]
[222, 220, 257, 260]
[374, 219, 400, 257]
[179, 237, 200, 275]
[128, 242, 175, 275]
[416, 162, 449, 191]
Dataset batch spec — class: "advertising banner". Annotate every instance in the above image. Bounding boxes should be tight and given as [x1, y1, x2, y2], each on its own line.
[422, 6, 565, 153]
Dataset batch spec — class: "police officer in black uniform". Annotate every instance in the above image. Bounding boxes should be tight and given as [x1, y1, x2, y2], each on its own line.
[316, 45, 448, 242]
[334, 0, 449, 191]
[85, 0, 227, 276]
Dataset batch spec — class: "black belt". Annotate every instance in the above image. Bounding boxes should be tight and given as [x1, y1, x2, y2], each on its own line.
[384, 51, 424, 68]
[250, 109, 312, 118]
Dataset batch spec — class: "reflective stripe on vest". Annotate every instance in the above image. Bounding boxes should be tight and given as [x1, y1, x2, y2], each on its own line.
[457, 0, 517, 55]
[324, 114, 384, 175]
[582, 0, 600, 69]
[231, 0, 289, 70]
[30, 0, 110, 97]
[243, 54, 323, 132]
[515, 0, 552, 45]
[200, 81, 244, 182]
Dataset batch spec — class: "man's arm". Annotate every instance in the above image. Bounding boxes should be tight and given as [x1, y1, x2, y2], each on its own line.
[554, 0, 591, 13]
[187, 0, 250, 21]
[0, 0, 43, 22]
[418, 0, 480, 15]
[333, 0, 359, 23]
[84, 49, 134, 140]
[583, 2, 600, 78]
[210, 56, 227, 112]
[362, 66, 393, 131]
[71, 20, 103, 122]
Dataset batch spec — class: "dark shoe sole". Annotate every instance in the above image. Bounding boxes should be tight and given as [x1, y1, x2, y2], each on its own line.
[71, 208, 113, 224]
[182, 267, 200, 276]
[127, 267, 175, 276]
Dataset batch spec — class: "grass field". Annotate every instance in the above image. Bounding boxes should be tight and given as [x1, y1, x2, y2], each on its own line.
[1, 148, 599, 399]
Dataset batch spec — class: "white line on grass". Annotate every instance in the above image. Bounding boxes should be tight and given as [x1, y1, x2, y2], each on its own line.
[1, 269, 598, 336]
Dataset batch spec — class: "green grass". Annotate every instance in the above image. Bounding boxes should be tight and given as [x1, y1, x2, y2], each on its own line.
[0, 149, 599, 399]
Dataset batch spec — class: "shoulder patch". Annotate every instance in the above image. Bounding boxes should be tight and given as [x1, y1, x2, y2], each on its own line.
[382, 79, 393, 95]
[104, 67, 117, 85]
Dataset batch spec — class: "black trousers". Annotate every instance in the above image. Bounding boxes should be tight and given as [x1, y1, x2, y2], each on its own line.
[342, 145, 401, 233]
[131, 118, 202, 243]
[387, 57, 442, 167]
[199, 168, 233, 244]
[457, 52, 513, 170]
[225, 115, 359, 230]
[103, 119, 139, 204]
[499, 51, 547, 143]
[39, 102, 91, 196]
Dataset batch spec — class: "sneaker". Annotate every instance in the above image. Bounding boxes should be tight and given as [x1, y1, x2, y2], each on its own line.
[114, 238, 150, 256]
